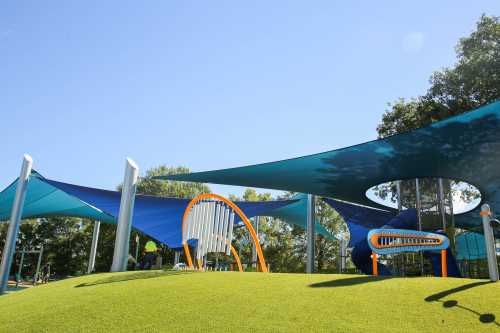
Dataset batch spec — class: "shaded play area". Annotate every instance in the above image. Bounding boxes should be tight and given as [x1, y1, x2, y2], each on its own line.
[1, 102, 499, 293]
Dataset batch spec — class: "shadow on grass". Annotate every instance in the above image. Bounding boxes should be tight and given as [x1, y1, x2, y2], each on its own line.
[75, 270, 193, 288]
[309, 276, 393, 288]
[425, 281, 498, 327]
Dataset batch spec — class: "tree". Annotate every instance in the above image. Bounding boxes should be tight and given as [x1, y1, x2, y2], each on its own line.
[377, 15, 499, 138]
[373, 15, 496, 212]
[131, 165, 210, 198]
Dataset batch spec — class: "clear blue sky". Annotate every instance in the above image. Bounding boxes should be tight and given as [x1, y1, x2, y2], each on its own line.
[1, 1, 499, 197]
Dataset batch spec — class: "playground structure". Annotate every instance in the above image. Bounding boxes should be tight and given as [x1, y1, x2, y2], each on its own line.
[15, 246, 44, 287]
[0, 102, 500, 295]
[181, 193, 267, 272]
[367, 228, 450, 277]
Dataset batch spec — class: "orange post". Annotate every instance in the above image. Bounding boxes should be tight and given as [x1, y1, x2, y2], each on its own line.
[182, 242, 194, 269]
[372, 252, 378, 276]
[441, 249, 447, 277]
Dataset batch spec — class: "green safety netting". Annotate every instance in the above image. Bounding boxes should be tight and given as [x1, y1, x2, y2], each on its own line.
[160, 101, 500, 230]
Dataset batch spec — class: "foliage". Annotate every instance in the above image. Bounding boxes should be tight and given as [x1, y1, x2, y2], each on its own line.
[372, 15, 498, 208]
[377, 15, 499, 138]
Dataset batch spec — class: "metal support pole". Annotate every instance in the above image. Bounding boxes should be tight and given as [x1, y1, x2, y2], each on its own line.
[306, 194, 316, 274]
[135, 234, 140, 264]
[396, 181, 402, 212]
[438, 178, 447, 231]
[0, 154, 33, 294]
[34, 245, 43, 285]
[480, 204, 499, 281]
[111, 158, 139, 272]
[16, 249, 25, 288]
[415, 178, 424, 276]
[252, 217, 259, 269]
[87, 221, 101, 274]
[174, 251, 180, 265]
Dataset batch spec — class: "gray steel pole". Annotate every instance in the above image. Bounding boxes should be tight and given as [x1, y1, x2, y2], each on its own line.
[415, 179, 424, 276]
[306, 194, 316, 274]
[174, 251, 180, 265]
[34, 245, 43, 285]
[0, 154, 33, 294]
[111, 158, 139, 272]
[87, 221, 101, 274]
[252, 217, 259, 268]
[16, 248, 25, 288]
[135, 234, 140, 264]
[438, 178, 447, 231]
[480, 204, 499, 281]
[396, 181, 402, 212]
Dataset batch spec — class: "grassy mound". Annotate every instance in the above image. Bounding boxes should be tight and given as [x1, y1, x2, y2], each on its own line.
[0, 271, 498, 332]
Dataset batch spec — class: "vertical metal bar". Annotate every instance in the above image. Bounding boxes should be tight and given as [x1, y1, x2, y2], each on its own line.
[185, 209, 192, 242]
[207, 202, 216, 253]
[202, 202, 210, 257]
[196, 203, 206, 260]
[87, 221, 101, 274]
[396, 181, 402, 212]
[480, 204, 499, 281]
[252, 217, 259, 268]
[226, 210, 235, 256]
[111, 158, 139, 272]
[135, 234, 140, 264]
[16, 249, 25, 288]
[0, 154, 33, 294]
[438, 178, 447, 231]
[212, 204, 221, 252]
[306, 194, 316, 274]
[415, 179, 422, 230]
[415, 178, 424, 276]
[34, 245, 43, 285]
[174, 251, 180, 265]
[220, 205, 228, 253]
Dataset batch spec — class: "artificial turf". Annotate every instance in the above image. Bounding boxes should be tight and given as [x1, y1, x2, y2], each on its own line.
[0, 270, 498, 332]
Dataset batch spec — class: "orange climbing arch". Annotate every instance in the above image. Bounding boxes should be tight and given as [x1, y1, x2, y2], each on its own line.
[181, 193, 267, 273]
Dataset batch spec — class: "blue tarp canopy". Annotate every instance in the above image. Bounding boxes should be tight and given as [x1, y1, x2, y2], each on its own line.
[0, 172, 301, 248]
[160, 102, 500, 229]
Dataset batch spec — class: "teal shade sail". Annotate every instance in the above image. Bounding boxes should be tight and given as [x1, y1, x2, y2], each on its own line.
[159, 101, 500, 229]
[0, 171, 114, 223]
[265, 194, 334, 240]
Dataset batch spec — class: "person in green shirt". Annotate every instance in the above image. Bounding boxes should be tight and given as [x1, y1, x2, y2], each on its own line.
[141, 240, 158, 270]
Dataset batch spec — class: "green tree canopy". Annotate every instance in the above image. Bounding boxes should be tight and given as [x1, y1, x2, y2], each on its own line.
[377, 15, 499, 138]
[135, 165, 211, 198]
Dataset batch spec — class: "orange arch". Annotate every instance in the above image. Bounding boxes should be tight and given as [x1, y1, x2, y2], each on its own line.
[181, 193, 268, 273]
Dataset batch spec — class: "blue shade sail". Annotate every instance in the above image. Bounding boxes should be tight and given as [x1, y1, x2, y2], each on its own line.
[0, 172, 301, 248]
[160, 101, 500, 229]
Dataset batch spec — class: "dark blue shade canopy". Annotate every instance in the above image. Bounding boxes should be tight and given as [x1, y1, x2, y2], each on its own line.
[160, 101, 500, 229]
[0, 172, 299, 248]
[323, 198, 395, 247]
